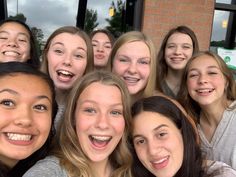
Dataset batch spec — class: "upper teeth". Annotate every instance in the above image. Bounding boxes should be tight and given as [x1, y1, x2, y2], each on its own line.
[7, 133, 32, 141]
[3, 51, 19, 56]
[153, 157, 168, 164]
[91, 135, 110, 141]
[197, 88, 214, 93]
[58, 70, 73, 76]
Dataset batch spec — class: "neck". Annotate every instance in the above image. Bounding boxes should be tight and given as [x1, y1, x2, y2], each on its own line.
[165, 69, 183, 95]
[90, 160, 112, 177]
[200, 99, 231, 126]
[55, 89, 69, 105]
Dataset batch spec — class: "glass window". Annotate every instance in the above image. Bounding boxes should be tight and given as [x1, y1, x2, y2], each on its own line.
[210, 10, 230, 52]
[6, 0, 79, 40]
[216, 0, 232, 4]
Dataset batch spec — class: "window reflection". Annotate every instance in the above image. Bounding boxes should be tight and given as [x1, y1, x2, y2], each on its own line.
[7, 0, 79, 40]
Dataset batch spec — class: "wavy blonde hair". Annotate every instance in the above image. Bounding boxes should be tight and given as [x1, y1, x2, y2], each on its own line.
[54, 70, 133, 177]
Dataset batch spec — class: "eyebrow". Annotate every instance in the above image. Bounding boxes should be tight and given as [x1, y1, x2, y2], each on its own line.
[133, 124, 168, 139]
[0, 31, 29, 38]
[189, 65, 220, 72]
[0, 88, 52, 103]
[92, 39, 111, 44]
[51, 42, 87, 52]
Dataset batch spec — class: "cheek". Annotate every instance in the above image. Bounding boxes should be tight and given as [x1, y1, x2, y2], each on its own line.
[74, 60, 87, 75]
[112, 62, 124, 75]
[112, 118, 125, 134]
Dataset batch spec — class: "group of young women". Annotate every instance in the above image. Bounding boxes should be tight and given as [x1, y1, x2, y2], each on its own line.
[0, 17, 235, 177]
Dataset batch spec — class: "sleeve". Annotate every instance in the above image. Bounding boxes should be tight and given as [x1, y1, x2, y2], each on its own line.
[206, 160, 236, 177]
[22, 156, 67, 177]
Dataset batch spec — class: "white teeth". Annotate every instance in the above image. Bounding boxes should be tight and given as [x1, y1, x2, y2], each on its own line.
[91, 135, 110, 141]
[197, 88, 214, 93]
[7, 133, 32, 141]
[153, 157, 168, 164]
[124, 77, 139, 83]
[3, 51, 19, 57]
[57, 70, 73, 76]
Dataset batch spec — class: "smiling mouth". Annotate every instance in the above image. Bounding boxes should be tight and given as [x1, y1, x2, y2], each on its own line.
[89, 135, 112, 148]
[196, 88, 215, 93]
[123, 76, 140, 83]
[57, 70, 74, 78]
[6, 133, 32, 141]
[3, 51, 20, 57]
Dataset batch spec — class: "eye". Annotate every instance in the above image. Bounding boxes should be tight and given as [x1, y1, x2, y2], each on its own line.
[53, 49, 63, 54]
[118, 57, 129, 63]
[166, 44, 175, 49]
[188, 72, 199, 78]
[134, 138, 146, 146]
[104, 45, 111, 49]
[34, 104, 48, 111]
[84, 107, 96, 114]
[182, 45, 192, 49]
[208, 71, 218, 75]
[0, 99, 15, 107]
[0, 37, 7, 40]
[18, 38, 27, 43]
[74, 54, 85, 59]
[138, 59, 150, 65]
[110, 110, 122, 116]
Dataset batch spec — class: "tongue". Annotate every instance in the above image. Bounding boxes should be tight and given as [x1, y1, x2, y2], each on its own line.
[92, 139, 108, 148]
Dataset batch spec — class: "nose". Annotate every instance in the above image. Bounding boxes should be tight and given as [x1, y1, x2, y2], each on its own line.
[7, 38, 18, 48]
[97, 44, 104, 52]
[127, 62, 137, 74]
[147, 139, 162, 156]
[14, 106, 33, 127]
[63, 54, 72, 67]
[198, 74, 208, 84]
[174, 46, 182, 55]
[95, 113, 109, 129]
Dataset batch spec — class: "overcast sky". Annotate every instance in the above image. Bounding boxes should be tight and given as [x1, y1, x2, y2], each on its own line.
[6, 0, 232, 41]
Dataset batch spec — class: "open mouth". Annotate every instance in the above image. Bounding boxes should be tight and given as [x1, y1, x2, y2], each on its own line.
[151, 156, 169, 170]
[57, 70, 74, 78]
[89, 135, 112, 148]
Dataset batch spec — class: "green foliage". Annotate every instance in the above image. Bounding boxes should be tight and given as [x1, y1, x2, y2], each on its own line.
[31, 27, 44, 56]
[84, 9, 99, 34]
[9, 13, 26, 22]
[105, 0, 126, 38]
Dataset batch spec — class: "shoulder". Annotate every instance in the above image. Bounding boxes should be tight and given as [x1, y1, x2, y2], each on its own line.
[205, 160, 236, 177]
[23, 156, 67, 177]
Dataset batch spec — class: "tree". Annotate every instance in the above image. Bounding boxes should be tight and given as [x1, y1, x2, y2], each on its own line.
[9, 13, 26, 22]
[105, 0, 126, 38]
[84, 9, 99, 34]
[31, 27, 44, 56]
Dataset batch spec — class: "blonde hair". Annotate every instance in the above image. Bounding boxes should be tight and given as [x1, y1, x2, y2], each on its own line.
[107, 31, 157, 98]
[55, 70, 133, 177]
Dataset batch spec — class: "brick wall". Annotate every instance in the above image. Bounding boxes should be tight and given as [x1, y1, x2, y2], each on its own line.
[142, 0, 215, 51]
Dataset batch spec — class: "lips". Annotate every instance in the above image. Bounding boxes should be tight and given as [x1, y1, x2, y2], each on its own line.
[196, 88, 215, 93]
[95, 54, 105, 60]
[89, 135, 112, 148]
[3, 51, 20, 57]
[56, 70, 74, 78]
[151, 156, 169, 170]
[123, 76, 140, 84]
